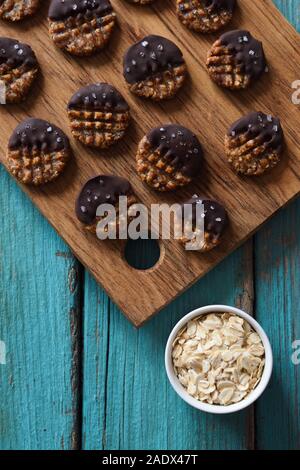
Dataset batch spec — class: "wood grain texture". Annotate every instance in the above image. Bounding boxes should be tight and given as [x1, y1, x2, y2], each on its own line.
[82, 241, 254, 450]
[0, 0, 300, 326]
[254, 199, 300, 450]
[0, 167, 82, 450]
[81, 0, 299, 450]
[253, 0, 300, 450]
[1, 0, 300, 452]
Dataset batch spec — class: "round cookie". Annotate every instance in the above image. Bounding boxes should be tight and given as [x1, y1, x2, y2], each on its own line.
[177, 196, 228, 252]
[68, 83, 130, 149]
[176, 0, 236, 33]
[206, 30, 267, 90]
[7, 118, 71, 185]
[48, 0, 116, 56]
[0, 0, 39, 22]
[123, 35, 187, 101]
[225, 111, 284, 176]
[0, 37, 39, 104]
[76, 175, 137, 236]
[136, 124, 203, 191]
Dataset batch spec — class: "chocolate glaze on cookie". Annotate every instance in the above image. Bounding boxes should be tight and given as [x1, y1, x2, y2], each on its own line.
[177, 0, 236, 34]
[184, 197, 228, 239]
[9, 118, 70, 153]
[48, 0, 113, 21]
[0, 37, 38, 68]
[202, 0, 235, 12]
[228, 111, 284, 152]
[220, 30, 266, 79]
[200, 0, 236, 13]
[123, 35, 185, 84]
[147, 125, 203, 177]
[76, 175, 133, 224]
[68, 83, 129, 113]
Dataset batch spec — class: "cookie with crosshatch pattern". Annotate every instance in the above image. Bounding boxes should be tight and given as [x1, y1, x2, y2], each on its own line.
[136, 124, 203, 191]
[225, 111, 284, 176]
[0, 37, 39, 103]
[206, 30, 267, 90]
[176, 196, 228, 252]
[48, 0, 116, 56]
[76, 175, 138, 236]
[7, 118, 71, 185]
[67, 83, 130, 148]
[0, 0, 39, 21]
[123, 35, 187, 101]
[176, 0, 236, 33]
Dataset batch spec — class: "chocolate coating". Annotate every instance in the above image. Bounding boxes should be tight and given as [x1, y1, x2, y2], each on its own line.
[123, 35, 185, 84]
[228, 111, 284, 152]
[68, 83, 129, 112]
[76, 175, 133, 224]
[184, 197, 228, 238]
[48, 0, 112, 21]
[220, 30, 266, 79]
[147, 124, 203, 177]
[8, 118, 70, 153]
[203, 0, 235, 12]
[0, 37, 38, 68]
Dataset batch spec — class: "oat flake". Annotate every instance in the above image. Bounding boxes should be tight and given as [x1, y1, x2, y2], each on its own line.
[172, 313, 265, 406]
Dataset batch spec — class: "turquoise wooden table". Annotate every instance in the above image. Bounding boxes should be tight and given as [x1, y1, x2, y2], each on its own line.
[0, 0, 299, 451]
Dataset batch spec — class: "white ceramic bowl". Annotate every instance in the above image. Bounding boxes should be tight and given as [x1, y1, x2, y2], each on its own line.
[165, 305, 273, 414]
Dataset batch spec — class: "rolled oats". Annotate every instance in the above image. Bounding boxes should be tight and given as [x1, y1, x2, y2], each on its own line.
[172, 313, 265, 406]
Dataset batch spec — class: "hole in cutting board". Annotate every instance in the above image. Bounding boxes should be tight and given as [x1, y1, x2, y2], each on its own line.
[124, 238, 161, 271]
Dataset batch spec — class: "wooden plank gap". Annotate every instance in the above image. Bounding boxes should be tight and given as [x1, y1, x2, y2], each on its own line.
[101, 298, 111, 451]
[235, 239, 256, 450]
[69, 262, 84, 450]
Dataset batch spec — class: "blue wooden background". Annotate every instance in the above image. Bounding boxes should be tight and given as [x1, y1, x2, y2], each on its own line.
[0, 0, 299, 450]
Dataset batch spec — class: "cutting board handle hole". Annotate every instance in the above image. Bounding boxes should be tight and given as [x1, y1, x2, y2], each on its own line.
[123, 238, 163, 271]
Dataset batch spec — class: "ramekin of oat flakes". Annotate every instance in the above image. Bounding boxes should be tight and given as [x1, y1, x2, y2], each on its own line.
[165, 305, 273, 414]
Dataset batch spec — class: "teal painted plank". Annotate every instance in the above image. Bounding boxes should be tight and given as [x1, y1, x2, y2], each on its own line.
[274, 0, 300, 24]
[82, 0, 299, 451]
[0, 168, 81, 450]
[81, 274, 109, 450]
[254, 199, 300, 450]
[82, 242, 254, 450]
[0, 0, 298, 451]
[253, 0, 300, 451]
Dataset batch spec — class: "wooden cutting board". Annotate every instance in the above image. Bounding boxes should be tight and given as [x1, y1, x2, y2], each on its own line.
[0, 0, 299, 327]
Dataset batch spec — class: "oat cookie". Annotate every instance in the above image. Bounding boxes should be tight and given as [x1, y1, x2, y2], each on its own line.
[206, 30, 267, 90]
[0, 0, 39, 21]
[76, 175, 137, 235]
[7, 118, 71, 185]
[48, 0, 116, 56]
[136, 124, 203, 191]
[176, 0, 236, 33]
[225, 111, 284, 176]
[68, 83, 130, 149]
[0, 37, 39, 104]
[177, 196, 228, 251]
[123, 35, 187, 101]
